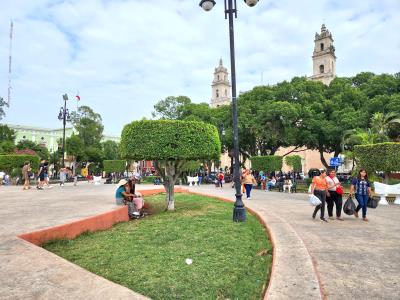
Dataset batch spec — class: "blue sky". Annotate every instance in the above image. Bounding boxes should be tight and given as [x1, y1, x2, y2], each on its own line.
[0, 0, 399, 136]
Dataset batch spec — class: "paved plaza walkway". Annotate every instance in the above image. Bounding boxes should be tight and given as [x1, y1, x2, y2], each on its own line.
[0, 183, 399, 299]
[188, 185, 400, 300]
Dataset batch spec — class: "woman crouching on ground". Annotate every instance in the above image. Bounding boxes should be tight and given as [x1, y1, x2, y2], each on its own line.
[350, 169, 372, 222]
[310, 169, 329, 222]
[326, 169, 343, 221]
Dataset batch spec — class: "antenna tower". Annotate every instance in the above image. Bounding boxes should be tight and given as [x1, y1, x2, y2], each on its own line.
[7, 20, 13, 106]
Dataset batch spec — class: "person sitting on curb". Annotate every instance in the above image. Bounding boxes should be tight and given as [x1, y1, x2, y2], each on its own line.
[128, 176, 146, 217]
[115, 179, 140, 219]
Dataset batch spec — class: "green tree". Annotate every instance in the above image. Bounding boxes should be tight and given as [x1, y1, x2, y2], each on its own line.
[16, 140, 49, 160]
[152, 96, 191, 120]
[0, 124, 16, 154]
[370, 112, 400, 135]
[120, 120, 220, 210]
[66, 134, 84, 175]
[102, 140, 120, 160]
[0, 97, 7, 121]
[71, 105, 104, 148]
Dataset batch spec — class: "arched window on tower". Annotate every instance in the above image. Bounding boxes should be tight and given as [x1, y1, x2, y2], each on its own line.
[217, 75, 220, 81]
[216, 89, 219, 98]
[319, 64, 324, 74]
[320, 43, 324, 51]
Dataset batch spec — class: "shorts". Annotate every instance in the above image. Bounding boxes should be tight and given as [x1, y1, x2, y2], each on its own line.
[39, 174, 45, 181]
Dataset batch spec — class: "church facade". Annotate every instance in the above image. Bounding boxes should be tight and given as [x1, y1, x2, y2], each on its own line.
[210, 24, 350, 173]
[309, 24, 336, 85]
[210, 59, 232, 108]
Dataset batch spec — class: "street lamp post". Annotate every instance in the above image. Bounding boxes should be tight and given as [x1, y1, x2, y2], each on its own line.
[58, 94, 71, 168]
[200, 0, 260, 222]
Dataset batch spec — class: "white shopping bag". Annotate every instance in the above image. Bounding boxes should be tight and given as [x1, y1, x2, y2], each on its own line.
[309, 194, 322, 206]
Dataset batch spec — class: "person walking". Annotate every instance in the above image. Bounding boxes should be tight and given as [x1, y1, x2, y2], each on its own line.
[310, 169, 329, 222]
[22, 161, 32, 190]
[326, 169, 343, 220]
[350, 169, 372, 222]
[242, 169, 256, 199]
[217, 170, 224, 188]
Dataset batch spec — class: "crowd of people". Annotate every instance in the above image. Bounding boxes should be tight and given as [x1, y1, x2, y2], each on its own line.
[310, 168, 371, 222]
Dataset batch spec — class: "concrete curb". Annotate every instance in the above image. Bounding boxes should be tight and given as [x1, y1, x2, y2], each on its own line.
[185, 189, 324, 300]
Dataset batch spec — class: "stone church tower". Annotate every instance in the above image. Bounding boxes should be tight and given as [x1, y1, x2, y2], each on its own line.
[210, 58, 231, 108]
[310, 24, 336, 85]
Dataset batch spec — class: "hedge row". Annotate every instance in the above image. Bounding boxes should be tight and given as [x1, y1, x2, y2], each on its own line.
[354, 142, 400, 173]
[251, 156, 283, 173]
[0, 155, 40, 174]
[285, 155, 302, 172]
[103, 160, 126, 173]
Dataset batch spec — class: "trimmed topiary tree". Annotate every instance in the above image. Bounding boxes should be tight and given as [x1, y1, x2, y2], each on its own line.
[120, 120, 221, 210]
[285, 155, 302, 172]
[354, 142, 400, 183]
[251, 156, 283, 174]
[0, 154, 40, 174]
[103, 160, 126, 173]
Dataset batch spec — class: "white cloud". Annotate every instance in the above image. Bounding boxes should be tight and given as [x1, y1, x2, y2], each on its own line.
[0, 0, 399, 135]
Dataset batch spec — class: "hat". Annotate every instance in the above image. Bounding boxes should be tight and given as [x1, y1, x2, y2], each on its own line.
[117, 179, 128, 186]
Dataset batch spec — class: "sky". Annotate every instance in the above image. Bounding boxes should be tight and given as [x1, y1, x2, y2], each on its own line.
[0, 0, 399, 136]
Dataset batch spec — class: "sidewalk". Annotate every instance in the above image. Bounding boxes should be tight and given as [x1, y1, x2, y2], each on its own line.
[188, 185, 400, 300]
[0, 184, 151, 300]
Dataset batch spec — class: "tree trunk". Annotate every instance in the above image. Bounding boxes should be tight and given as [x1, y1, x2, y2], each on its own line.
[319, 149, 329, 169]
[164, 178, 175, 211]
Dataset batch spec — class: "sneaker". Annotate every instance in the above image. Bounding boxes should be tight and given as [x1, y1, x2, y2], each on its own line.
[362, 217, 369, 222]
[320, 218, 328, 222]
[247, 197, 251, 200]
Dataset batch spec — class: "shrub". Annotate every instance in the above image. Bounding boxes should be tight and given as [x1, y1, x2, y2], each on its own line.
[103, 160, 126, 173]
[285, 155, 302, 172]
[141, 175, 158, 184]
[354, 142, 400, 181]
[0, 154, 40, 174]
[251, 156, 283, 173]
[120, 120, 220, 210]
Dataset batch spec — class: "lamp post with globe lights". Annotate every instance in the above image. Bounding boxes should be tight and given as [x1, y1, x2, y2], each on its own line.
[58, 94, 71, 167]
[199, 0, 260, 222]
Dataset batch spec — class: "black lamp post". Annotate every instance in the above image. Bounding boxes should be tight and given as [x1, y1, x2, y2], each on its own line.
[200, 0, 260, 222]
[58, 94, 71, 167]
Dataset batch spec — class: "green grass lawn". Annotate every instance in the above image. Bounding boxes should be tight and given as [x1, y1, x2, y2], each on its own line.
[43, 193, 272, 300]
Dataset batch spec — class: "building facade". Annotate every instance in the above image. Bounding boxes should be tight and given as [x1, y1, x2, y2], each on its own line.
[309, 24, 336, 85]
[210, 58, 232, 108]
[6, 124, 120, 153]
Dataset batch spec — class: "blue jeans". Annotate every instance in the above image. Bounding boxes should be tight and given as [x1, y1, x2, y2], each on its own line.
[267, 182, 275, 190]
[244, 184, 253, 198]
[355, 194, 368, 218]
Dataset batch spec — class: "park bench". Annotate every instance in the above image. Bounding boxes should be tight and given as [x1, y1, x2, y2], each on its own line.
[373, 182, 400, 205]
[187, 176, 199, 186]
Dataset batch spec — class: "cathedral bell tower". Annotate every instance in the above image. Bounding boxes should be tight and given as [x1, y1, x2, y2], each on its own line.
[310, 24, 336, 85]
[210, 58, 231, 108]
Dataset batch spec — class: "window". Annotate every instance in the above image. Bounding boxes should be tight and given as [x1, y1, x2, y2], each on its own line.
[217, 75, 220, 80]
[23, 135, 26, 139]
[216, 89, 219, 98]
[225, 89, 227, 96]
[319, 64, 324, 74]
[320, 43, 324, 51]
